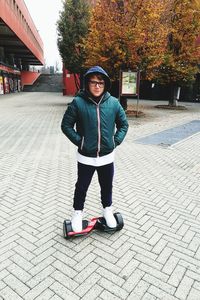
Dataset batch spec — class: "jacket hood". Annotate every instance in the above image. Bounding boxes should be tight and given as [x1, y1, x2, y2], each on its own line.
[84, 66, 111, 92]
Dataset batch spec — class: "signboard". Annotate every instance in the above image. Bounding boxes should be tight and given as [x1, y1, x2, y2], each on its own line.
[120, 70, 139, 96]
[4, 77, 10, 94]
[0, 64, 20, 75]
[18, 79, 21, 92]
[0, 76, 4, 94]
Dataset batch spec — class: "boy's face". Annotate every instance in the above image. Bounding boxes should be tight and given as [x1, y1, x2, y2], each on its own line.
[88, 75, 105, 98]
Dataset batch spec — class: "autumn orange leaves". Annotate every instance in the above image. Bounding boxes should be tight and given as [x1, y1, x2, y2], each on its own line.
[83, 0, 200, 84]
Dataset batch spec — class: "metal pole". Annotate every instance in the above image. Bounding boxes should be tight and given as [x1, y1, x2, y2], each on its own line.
[136, 70, 140, 117]
[136, 93, 139, 117]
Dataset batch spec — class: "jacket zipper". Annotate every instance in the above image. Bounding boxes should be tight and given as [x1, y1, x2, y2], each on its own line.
[81, 136, 84, 150]
[113, 136, 115, 148]
[96, 105, 101, 156]
[89, 96, 103, 157]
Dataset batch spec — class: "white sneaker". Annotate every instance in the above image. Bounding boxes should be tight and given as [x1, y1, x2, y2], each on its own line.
[103, 207, 117, 228]
[71, 210, 83, 232]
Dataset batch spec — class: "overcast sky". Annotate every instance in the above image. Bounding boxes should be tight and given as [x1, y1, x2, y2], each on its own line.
[24, 0, 63, 69]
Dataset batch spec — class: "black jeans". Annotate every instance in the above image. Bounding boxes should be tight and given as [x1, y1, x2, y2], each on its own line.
[73, 162, 114, 210]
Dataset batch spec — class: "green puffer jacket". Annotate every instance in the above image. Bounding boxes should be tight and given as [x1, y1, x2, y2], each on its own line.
[61, 90, 129, 157]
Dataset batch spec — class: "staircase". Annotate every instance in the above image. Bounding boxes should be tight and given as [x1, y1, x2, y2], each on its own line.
[23, 74, 63, 92]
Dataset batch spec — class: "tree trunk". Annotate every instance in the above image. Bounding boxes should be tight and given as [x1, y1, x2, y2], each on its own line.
[120, 95, 127, 110]
[168, 83, 180, 106]
[73, 73, 80, 92]
[79, 71, 84, 90]
[110, 80, 119, 97]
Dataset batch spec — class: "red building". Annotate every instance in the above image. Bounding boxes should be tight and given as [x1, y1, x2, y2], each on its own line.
[0, 0, 44, 94]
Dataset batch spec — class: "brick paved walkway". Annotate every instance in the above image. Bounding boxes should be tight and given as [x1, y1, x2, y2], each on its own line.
[0, 92, 200, 300]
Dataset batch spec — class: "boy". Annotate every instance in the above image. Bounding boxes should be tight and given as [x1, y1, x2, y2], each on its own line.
[61, 66, 128, 232]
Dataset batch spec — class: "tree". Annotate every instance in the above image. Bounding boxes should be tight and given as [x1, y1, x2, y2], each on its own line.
[57, 0, 90, 90]
[152, 0, 200, 105]
[83, 0, 168, 109]
[83, 0, 168, 81]
[83, 0, 200, 106]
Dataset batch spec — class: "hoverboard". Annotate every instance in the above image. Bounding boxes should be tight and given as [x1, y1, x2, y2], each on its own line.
[63, 212, 124, 238]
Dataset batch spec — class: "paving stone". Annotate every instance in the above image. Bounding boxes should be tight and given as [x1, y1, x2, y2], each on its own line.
[143, 274, 176, 295]
[99, 277, 128, 299]
[1, 93, 200, 300]
[162, 255, 180, 275]
[126, 279, 150, 299]
[3, 273, 30, 296]
[175, 275, 194, 300]
[52, 259, 77, 279]
[148, 285, 179, 300]
[0, 286, 24, 300]
[81, 284, 103, 300]
[122, 269, 145, 292]
[99, 290, 119, 300]
[34, 288, 54, 300]
[7, 263, 32, 283]
[26, 266, 55, 288]
[74, 262, 98, 283]
[24, 278, 54, 300]
[187, 288, 200, 300]
[75, 273, 101, 298]
[51, 270, 78, 291]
